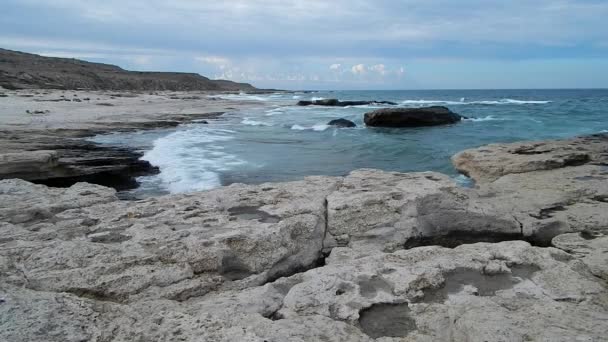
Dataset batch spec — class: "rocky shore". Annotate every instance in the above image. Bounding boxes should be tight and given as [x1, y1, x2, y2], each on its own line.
[0, 89, 267, 190]
[1, 130, 607, 340]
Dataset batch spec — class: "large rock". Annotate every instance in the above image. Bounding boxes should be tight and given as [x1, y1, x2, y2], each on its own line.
[297, 99, 397, 107]
[0, 176, 339, 303]
[2, 134, 608, 341]
[327, 118, 356, 128]
[364, 106, 463, 127]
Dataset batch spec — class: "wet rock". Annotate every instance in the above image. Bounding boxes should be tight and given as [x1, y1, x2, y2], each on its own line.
[327, 118, 356, 128]
[364, 106, 463, 127]
[297, 99, 397, 107]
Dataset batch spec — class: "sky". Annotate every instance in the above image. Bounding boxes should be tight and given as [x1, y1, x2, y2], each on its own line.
[1, 0, 608, 90]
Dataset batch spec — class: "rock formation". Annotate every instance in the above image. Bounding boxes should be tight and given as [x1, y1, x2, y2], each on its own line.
[1, 134, 607, 341]
[327, 118, 357, 128]
[364, 106, 464, 127]
[297, 99, 397, 107]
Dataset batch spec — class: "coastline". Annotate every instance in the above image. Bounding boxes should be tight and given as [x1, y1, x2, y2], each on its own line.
[1, 87, 607, 340]
[1, 131, 607, 340]
[0, 88, 271, 191]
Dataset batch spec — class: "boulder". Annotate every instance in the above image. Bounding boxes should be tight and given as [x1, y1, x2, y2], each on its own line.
[297, 99, 397, 107]
[327, 118, 356, 128]
[364, 106, 463, 127]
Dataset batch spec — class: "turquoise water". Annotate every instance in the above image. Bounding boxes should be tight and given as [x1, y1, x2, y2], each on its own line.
[91, 89, 608, 196]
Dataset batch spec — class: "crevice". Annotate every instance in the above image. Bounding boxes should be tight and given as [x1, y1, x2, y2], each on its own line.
[403, 231, 526, 249]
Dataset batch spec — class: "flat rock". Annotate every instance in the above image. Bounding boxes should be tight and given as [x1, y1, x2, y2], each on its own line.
[452, 133, 608, 183]
[364, 106, 463, 127]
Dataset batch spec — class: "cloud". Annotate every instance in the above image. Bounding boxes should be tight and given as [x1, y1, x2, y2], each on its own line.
[2, 0, 608, 88]
[351, 64, 366, 75]
[369, 64, 386, 75]
[195, 56, 231, 69]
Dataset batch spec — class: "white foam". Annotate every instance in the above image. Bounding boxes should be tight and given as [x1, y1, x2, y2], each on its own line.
[241, 118, 273, 126]
[141, 127, 245, 193]
[290, 124, 330, 131]
[311, 97, 325, 101]
[292, 95, 302, 99]
[401, 98, 551, 106]
[215, 93, 271, 101]
[264, 108, 284, 116]
[463, 115, 505, 122]
[291, 124, 307, 130]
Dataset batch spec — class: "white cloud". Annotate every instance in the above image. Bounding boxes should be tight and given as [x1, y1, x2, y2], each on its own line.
[351, 64, 366, 75]
[195, 56, 231, 70]
[369, 64, 386, 75]
[329, 63, 341, 70]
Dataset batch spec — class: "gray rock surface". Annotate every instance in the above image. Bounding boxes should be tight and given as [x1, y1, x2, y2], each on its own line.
[1, 134, 608, 341]
[364, 106, 463, 127]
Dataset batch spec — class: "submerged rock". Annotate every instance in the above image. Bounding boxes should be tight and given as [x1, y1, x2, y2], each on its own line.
[297, 99, 397, 107]
[364, 106, 463, 127]
[327, 118, 356, 128]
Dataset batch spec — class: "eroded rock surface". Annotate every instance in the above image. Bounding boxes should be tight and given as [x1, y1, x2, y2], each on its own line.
[1, 134, 608, 341]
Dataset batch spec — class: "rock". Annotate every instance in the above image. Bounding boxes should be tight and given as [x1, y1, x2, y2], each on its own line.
[452, 133, 607, 183]
[297, 99, 397, 107]
[0, 151, 59, 178]
[552, 232, 608, 281]
[325, 170, 520, 254]
[364, 106, 463, 127]
[1, 134, 608, 341]
[0, 176, 339, 303]
[327, 118, 356, 128]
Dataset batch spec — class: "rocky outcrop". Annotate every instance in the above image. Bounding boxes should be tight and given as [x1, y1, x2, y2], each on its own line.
[1, 134, 608, 341]
[364, 106, 463, 127]
[0, 112, 226, 190]
[327, 118, 357, 128]
[297, 99, 397, 107]
[452, 133, 607, 183]
[0, 48, 257, 91]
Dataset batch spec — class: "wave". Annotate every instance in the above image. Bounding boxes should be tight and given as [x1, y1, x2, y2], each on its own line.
[463, 115, 506, 122]
[401, 98, 551, 106]
[265, 108, 284, 116]
[215, 93, 271, 102]
[141, 127, 245, 193]
[311, 97, 325, 101]
[290, 124, 331, 131]
[242, 118, 273, 126]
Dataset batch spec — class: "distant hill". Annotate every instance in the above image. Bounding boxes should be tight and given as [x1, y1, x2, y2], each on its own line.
[0, 48, 257, 91]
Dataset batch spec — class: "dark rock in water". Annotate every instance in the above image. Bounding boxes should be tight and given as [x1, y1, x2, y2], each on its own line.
[327, 118, 356, 128]
[364, 106, 463, 127]
[297, 99, 397, 107]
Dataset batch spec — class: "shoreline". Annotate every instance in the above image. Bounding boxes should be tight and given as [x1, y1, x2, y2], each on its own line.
[1, 132, 607, 340]
[0, 88, 271, 191]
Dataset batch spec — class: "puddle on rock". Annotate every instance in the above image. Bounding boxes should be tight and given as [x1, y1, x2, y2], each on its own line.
[420, 265, 540, 302]
[359, 303, 417, 338]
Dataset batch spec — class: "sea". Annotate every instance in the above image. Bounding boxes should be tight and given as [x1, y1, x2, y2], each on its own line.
[90, 89, 608, 197]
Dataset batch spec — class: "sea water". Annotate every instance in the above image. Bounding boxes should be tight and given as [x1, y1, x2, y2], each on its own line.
[90, 89, 608, 197]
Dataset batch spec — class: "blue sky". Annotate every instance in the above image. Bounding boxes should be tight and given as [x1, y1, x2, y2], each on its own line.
[2, 0, 607, 89]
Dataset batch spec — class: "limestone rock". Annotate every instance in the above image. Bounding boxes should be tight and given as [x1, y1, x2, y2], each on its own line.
[452, 133, 608, 183]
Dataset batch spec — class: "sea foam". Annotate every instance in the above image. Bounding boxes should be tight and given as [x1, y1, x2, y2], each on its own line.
[141, 126, 245, 193]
